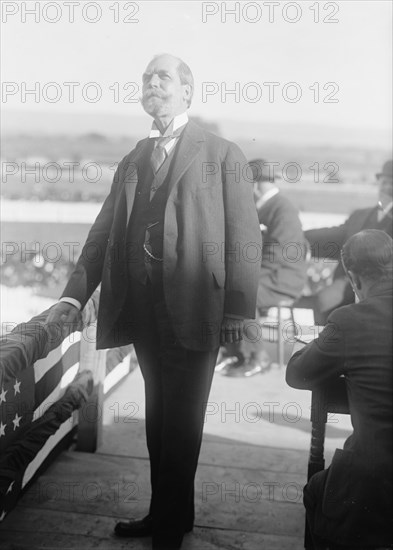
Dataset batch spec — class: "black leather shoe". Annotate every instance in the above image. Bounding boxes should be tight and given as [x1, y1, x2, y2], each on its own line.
[114, 515, 153, 537]
[243, 361, 270, 377]
[224, 356, 271, 377]
[114, 515, 194, 538]
[215, 355, 238, 372]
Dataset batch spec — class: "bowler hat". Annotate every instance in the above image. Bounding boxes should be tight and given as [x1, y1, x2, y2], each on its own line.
[376, 160, 393, 179]
[248, 158, 281, 183]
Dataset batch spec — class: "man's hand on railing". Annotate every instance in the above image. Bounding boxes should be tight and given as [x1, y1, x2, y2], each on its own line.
[45, 302, 82, 339]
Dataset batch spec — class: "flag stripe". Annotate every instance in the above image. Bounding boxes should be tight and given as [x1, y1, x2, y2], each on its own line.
[34, 343, 80, 408]
[33, 363, 80, 422]
[22, 413, 77, 488]
[34, 333, 80, 383]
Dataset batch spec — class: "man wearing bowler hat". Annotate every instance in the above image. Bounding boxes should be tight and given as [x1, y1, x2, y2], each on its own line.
[46, 54, 261, 550]
[305, 159, 393, 324]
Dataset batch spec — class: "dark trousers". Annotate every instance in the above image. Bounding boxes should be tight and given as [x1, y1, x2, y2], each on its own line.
[126, 268, 219, 549]
[303, 470, 332, 550]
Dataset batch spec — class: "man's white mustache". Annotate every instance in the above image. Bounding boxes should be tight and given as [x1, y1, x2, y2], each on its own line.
[143, 91, 166, 100]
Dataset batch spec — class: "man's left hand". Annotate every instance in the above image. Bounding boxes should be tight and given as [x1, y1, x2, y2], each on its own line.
[220, 317, 244, 344]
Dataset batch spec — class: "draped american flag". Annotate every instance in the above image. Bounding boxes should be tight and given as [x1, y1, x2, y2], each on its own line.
[0, 311, 82, 520]
[0, 298, 134, 522]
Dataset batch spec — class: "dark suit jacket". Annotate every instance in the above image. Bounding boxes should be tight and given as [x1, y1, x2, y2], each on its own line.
[306, 205, 393, 280]
[305, 206, 393, 313]
[286, 280, 393, 546]
[62, 121, 262, 351]
[257, 192, 307, 308]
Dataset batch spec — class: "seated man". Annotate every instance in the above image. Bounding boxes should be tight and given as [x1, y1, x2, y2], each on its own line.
[218, 158, 308, 376]
[305, 159, 392, 325]
[286, 229, 393, 549]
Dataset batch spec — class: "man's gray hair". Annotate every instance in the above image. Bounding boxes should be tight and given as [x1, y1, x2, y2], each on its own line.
[177, 58, 194, 107]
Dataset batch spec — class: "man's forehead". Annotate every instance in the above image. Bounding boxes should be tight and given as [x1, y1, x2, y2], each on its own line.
[144, 55, 179, 74]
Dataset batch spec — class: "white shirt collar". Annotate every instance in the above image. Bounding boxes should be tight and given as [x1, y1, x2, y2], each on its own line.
[149, 112, 189, 138]
[378, 200, 393, 221]
[255, 186, 279, 209]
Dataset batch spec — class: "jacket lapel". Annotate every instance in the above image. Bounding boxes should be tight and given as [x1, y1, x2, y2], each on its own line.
[122, 121, 205, 219]
[123, 138, 151, 221]
[167, 121, 205, 197]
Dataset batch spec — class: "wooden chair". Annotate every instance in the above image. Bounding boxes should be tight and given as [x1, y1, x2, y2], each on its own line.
[277, 298, 297, 368]
[305, 378, 350, 549]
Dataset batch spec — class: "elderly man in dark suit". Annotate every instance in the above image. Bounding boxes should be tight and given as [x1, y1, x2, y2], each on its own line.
[305, 159, 392, 324]
[286, 229, 393, 549]
[218, 158, 308, 376]
[46, 54, 261, 550]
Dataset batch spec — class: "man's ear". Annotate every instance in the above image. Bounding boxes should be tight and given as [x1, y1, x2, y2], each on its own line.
[183, 84, 192, 103]
[348, 270, 361, 290]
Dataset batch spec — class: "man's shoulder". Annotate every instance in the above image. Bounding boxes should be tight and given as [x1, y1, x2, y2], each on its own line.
[325, 300, 365, 336]
[128, 136, 149, 155]
[269, 192, 299, 214]
[328, 291, 392, 329]
[117, 137, 149, 166]
[328, 302, 356, 324]
[119, 120, 245, 162]
[188, 120, 244, 157]
[261, 193, 303, 231]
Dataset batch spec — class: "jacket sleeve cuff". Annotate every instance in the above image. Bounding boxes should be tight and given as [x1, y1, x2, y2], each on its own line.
[223, 313, 244, 320]
[224, 290, 256, 319]
[59, 297, 82, 310]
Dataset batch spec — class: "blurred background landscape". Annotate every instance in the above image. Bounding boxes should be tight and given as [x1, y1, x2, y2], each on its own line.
[2, 110, 387, 206]
[1, 0, 392, 327]
[1, 109, 389, 326]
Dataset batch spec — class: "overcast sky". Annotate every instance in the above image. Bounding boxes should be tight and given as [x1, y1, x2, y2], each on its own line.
[2, 0, 392, 131]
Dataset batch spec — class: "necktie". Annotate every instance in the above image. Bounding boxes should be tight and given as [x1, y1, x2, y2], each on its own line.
[150, 136, 173, 174]
[150, 122, 186, 174]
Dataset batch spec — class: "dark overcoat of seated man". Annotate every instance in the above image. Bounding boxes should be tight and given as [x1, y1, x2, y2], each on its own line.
[286, 229, 393, 549]
[304, 159, 392, 324]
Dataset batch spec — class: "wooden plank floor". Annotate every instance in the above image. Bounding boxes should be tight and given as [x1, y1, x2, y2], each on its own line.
[0, 440, 307, 549]
[1, 339, 348, 549]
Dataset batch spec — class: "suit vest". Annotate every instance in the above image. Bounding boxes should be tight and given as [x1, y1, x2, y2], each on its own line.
[126, 138, 179, 284]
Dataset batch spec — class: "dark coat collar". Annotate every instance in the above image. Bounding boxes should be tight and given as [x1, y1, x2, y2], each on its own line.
[367, 279, 393, 299]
